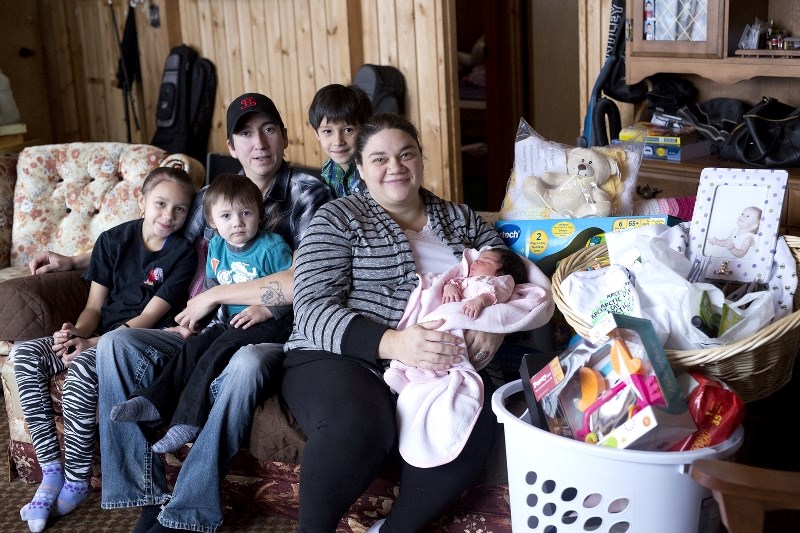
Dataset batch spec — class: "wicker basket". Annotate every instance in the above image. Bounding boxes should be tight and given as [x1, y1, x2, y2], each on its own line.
[551, 235, 800, 403]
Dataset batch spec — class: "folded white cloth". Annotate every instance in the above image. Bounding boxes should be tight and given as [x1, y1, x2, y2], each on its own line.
[605, 222, 690, 272]
[558, 264, 641, 326]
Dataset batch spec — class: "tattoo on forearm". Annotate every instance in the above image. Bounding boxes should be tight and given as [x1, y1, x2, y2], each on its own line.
[260, 281, 287, 306]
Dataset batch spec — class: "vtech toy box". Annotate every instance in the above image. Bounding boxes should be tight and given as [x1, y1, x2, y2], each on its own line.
[496, 216, 681, 277]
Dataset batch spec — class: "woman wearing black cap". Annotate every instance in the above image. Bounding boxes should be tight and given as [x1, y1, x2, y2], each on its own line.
[93, 93, 333, 532]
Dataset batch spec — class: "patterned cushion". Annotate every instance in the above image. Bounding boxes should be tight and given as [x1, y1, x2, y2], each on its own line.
[10, 143, 168, 267]
[2, 355, 29, 445]
[0, 264, 27, 283]
[0, 154, 18, 269]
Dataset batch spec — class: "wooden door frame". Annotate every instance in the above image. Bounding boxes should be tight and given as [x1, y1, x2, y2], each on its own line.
[482, 0, 528, 212]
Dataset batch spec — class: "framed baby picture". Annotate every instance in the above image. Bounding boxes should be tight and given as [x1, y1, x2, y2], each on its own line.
[688, 168, 788, 283]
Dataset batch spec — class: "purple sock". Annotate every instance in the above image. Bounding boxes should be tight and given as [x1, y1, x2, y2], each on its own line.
[20, 461, 64, 532]
[55, 480, 91, 516]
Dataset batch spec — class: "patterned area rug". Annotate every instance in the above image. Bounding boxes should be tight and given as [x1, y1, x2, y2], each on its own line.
[0, 389, 298, 532]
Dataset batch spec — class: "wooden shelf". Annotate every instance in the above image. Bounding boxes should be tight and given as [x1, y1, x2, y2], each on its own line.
[459, 99, 486, 110]
[621, 1, 800, 233]
[628, 56, 800, 84]
[0, 122, 26, 152]
[636, 156, 800, 235]
[0, 123, 25, 136]
[626, 0, 800, 85]
[734, 49, 800, 58]
[638, 155, 800, 180]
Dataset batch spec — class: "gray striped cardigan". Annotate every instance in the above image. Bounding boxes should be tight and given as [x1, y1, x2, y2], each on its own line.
[284, 188, 506, 370]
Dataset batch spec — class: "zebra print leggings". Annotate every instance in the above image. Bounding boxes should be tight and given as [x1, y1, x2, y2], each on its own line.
[13, 336, 98, 483]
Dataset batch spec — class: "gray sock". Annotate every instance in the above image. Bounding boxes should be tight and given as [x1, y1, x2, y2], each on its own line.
[152, 424, 201, 454]
[110, 396, 161, 423]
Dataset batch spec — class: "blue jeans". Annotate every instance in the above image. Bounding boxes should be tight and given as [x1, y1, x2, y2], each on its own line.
[97, 328, 282, 532]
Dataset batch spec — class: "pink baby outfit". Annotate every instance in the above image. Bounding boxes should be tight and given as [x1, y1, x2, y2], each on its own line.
[445, 273, 516, 309]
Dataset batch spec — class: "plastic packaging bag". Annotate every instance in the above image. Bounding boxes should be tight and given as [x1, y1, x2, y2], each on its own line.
[499, 118, 643, 220]
[711, 291, 775, 344]
[671, 371, 744, 451]
[627, 230, 775, 349]
[561, 223, 785, 350]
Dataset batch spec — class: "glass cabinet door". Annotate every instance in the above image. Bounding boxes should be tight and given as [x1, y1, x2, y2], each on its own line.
[629, 0, 724, 58]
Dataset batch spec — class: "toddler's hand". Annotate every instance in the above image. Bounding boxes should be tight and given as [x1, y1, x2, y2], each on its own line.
[230, 305, 270, 329]
[164, 325, 195, 340]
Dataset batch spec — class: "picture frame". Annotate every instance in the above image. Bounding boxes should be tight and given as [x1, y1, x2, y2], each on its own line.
[688, 168, 788, 283]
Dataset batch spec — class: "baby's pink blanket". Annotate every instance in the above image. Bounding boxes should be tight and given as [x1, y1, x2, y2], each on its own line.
[386, 248, 553, 467]
[399, 249, 552, 334]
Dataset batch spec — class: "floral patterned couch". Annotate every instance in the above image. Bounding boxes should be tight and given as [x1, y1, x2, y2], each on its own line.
[0, 143, 204, 358]
[0, 143, 514, 531]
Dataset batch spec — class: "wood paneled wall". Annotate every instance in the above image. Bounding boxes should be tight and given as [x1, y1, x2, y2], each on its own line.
[31, 0, 176, 145]
[18, 0, 461, 201]
[176, 1, 361, 168]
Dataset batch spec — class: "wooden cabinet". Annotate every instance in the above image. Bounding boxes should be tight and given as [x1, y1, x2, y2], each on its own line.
[624, 0, 800, 235]
[629, 0, 725, 58]
[626, 0, 800, 84]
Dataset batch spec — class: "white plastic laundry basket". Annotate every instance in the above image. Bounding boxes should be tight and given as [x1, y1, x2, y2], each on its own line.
[492, 380, 744, 533]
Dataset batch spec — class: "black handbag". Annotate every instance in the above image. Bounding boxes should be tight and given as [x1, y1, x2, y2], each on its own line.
[719, 96, 800, 168]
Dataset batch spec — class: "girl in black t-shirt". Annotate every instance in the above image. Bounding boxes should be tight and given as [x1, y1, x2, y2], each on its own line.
[13, 166, 198, 532]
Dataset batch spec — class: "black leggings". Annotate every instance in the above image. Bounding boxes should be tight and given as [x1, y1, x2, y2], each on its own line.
[282, 357, 497, 533]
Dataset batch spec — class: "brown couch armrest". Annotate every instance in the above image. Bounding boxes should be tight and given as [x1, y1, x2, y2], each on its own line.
[0, 154, 18, 269]
[0, 270, 89, 341]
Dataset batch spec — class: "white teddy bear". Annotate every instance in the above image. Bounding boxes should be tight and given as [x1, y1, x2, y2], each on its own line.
[522, 146, 619, 218]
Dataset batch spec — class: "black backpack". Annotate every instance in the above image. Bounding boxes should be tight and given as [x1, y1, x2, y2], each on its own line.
[579, 0, 648, 147]
[353, 64, 405, 115]
[151, 44, 217, 163]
